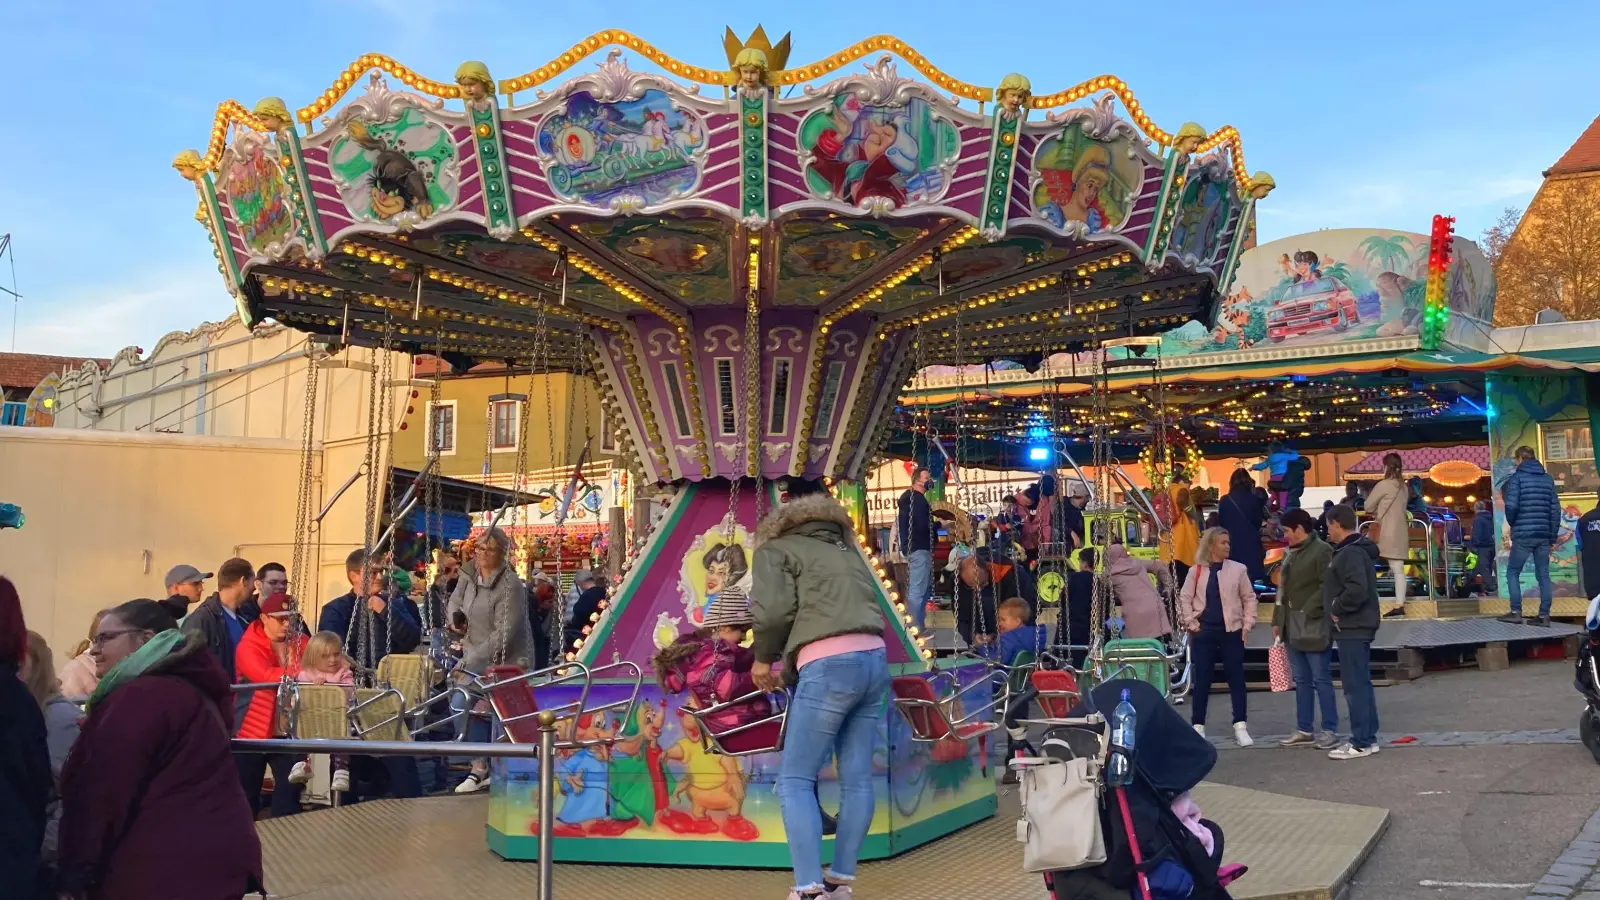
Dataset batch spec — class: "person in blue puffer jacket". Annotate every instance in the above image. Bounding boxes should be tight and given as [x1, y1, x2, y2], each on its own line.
[1500, 446, 1561, 626]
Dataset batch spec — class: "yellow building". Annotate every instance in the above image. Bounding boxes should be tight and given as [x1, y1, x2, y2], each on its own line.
[1494, 114, 1600, 325]
[391, 360, 614, 481]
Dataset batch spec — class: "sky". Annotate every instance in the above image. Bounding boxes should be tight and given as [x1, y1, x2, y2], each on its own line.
[2, 0, 1598, 357]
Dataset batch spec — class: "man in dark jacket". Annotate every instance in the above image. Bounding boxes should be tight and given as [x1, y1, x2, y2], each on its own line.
[1322, 505, 1381, 760]
[1501, 446, 1562, 626]
[897, 467, 934, 634]
[1470, 500, 1499, 596]
[319, 548, 422, 671]
[1273, 509, 1339, 749]
[1578, 492, 1600, 602]
[1, 578, 50, 899]
[181, 557, 258, 686]
[159, 563, 212, 623]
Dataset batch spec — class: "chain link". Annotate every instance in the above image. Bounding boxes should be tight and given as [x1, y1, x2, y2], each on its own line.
[286, 338, 319, 668]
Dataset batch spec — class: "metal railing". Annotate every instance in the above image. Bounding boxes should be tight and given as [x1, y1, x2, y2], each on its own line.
[1360, 514, 1439, 601]
[234, 710, 564, 899]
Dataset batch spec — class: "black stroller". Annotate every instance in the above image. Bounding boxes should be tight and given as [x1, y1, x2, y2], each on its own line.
[1034, 679, 1239, 900]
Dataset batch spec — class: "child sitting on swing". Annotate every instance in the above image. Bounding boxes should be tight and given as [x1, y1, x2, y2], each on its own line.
[288, 631, 355, 793]
[652, 590, 771, 735]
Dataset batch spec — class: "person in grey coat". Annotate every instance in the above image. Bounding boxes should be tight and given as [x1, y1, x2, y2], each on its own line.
[446, 527, 528, 793]
[1501, 445, 1562, 626]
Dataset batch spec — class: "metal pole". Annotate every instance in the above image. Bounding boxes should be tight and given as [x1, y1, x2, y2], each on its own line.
[538, 709, 556, 900]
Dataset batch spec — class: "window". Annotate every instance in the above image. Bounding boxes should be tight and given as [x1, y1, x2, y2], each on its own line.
[811, 361, 847, 439]
[715, 358, 737, 435]
[491, 400, 520, 451]
[600, 411, 617, 451]
[1539, 420, 1599, 492]
[662, 362, 693, 438]
[427, 401, 456, 455]
[768, 359, 792, 434]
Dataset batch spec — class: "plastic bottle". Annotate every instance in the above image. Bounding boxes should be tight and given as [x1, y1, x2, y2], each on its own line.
[1107, 688, 1137, 787]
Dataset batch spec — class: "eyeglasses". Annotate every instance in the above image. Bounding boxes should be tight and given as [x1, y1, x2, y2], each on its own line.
[91, 628, 145, 648]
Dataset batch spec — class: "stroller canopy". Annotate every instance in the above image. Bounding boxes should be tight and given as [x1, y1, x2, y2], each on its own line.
[1072, 679, 1216, 797]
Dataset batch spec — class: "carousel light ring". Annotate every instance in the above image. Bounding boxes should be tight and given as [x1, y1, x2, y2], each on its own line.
[296, 53, 461, 125]
[194, 100, 273, 175]
[1140, 426, 1202, 485]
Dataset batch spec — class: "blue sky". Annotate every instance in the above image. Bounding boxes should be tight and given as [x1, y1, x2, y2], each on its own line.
[3, 0, 1597, 356]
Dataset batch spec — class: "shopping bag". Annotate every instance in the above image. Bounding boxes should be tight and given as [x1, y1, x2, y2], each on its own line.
[1012, 756, 1106, 873]
[1267, 643, 1293, 693]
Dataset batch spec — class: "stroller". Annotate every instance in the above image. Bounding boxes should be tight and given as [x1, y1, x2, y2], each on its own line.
[1576, 595, 1600, 764]
[1028, 680, 1242, 900]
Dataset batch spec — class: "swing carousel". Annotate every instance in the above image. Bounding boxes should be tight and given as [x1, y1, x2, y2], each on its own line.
[174, 26, 1269, 867]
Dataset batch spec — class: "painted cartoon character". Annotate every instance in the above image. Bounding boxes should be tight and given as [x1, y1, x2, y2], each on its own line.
[1039, 142, 1112, 231]
[667, 709, 760, 841]
[346, 119, 433, 220]
[611, 700, 695, 832]
[548, 713, 636, 837]
[695, 543, 748, 626]
[808, 96, 920, 207]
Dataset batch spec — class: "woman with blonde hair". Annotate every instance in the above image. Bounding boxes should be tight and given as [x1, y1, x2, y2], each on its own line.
[1364, 452, 1411, 611]
[21, 630, 81, 889]
[1177, 527, 1258, 746]
[58, 610, 110, 699]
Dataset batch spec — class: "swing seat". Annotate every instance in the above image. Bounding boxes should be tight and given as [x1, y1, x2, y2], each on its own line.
[687, 689, 789, 757]
[890, 674, 1001, 744]
[1086, 638, 1173, 698]
[293, 684, 352, 741]
[375, 652, 432, 714]
[481, 664, 544, 744]
[351, 687, 408, 741]
[1030, 669, 1080, 718]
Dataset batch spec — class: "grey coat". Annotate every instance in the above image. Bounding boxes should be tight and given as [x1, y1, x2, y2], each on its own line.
[447, 559, 531, 673]
[41, 693, 81, 863]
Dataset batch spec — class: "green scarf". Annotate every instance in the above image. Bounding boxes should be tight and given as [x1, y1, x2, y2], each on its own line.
[85, 629, 187, 713]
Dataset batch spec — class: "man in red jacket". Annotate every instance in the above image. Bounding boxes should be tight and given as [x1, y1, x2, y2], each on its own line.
[234, 593, 309, 818]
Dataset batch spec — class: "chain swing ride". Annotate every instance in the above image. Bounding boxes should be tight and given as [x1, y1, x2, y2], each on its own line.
[178, 25, 1264, 863]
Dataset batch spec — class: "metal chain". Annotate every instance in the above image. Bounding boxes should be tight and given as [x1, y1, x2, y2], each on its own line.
[286, 339, 319, 670]
[422, 330, 444, 636]
[348, 333, 383, 680]
[743, 271, 764, 529]
[376, 318, 396, 668]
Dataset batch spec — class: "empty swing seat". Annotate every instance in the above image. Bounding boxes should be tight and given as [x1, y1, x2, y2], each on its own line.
[375, 652, 432, 715]
[351, 687, 408, 741]
[1030, 669, 1080, 718]
[1085, 637, 1173, 697]
[890, 674, 1001, 744]
[481, 664, 543, 744]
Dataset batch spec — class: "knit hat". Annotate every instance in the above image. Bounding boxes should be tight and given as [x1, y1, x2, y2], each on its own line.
[701, 585, 754, 629]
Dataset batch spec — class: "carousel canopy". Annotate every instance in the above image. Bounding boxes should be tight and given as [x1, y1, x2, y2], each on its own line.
[176, 29, 1270, 483]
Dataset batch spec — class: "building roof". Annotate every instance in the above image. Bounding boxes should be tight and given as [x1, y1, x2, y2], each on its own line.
[1345, 445, 1489, 481]
[0, 353, 109, 391]
[1548, 113, 1600, 176]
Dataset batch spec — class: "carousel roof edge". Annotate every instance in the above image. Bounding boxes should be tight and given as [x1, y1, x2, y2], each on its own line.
[171, 29, 1262, 191]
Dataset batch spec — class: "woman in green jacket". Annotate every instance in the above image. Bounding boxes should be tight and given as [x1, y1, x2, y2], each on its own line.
[1273, 508, 1340, 749]
[751, 483, 888, 900]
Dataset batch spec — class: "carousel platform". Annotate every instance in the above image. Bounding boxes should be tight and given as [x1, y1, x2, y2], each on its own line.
[257, 784, 1389, 900]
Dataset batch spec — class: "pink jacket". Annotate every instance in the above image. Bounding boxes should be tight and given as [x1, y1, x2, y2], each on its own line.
[1177, 560, 1258, 634]
[659, 636, 771, 734]
[300, 662, 355, 699]
[1105, 545, 1173, 639]
[1021, 493, 1055, 551]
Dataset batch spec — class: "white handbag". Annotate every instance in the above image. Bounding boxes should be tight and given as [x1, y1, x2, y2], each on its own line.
[1013, 755, 1106, 873]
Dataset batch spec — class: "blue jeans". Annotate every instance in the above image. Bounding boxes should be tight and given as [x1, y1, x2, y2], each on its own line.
[1337, 639, 1379, 749]
[777, 648, 890, 892]
[451, 686, 495, 771]
[1507, 539, 1553, 617]
[1288, 647, 1337, 734]
[907, 549, 932, 632]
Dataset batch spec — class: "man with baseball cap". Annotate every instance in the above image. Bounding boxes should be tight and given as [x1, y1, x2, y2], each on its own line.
[159, 564, 212, 622]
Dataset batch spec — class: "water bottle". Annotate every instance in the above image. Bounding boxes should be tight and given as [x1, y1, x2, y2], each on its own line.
[1107, 688, 1137, 787]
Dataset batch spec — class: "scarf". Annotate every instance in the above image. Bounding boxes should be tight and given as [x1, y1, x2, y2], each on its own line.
[85, 629, 186, 713]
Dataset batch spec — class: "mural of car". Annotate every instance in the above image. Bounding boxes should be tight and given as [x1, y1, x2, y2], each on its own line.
[1266, 280, 1359, 343]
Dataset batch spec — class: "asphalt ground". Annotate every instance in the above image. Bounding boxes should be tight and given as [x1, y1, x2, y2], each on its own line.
[1204, 661, 1600, 899]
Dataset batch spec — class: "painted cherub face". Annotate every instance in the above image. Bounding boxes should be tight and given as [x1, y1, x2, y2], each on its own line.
[739, 64, 765, 90]
[1002, 88, 1025, 113]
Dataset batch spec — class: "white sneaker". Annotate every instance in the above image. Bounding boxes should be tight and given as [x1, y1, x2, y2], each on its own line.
[1193, 723, 1206, 737]
[1328, 743, 1377, 760]
[455, 772, 491, 794]
[1233, 722, 1254, 747]
[330, 769, 351, 793]
[287, 761, 312, 785]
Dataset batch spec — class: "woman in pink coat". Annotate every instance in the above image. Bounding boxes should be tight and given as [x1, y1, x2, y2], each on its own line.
[1177, 527, 1259, 746]
[1105, 543, 1173, 639]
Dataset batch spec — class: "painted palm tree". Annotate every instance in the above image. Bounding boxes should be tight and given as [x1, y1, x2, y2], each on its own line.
[1358, 234, 1417, 273]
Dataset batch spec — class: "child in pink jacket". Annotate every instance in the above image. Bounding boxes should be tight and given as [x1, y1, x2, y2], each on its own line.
[288, 631, 355, 793]
[652, 589, 771, 734]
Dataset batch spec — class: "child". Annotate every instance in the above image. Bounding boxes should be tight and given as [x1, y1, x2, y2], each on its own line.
[990, 597, 1051, 667]
[652, 590, 771, 735]
[288, 631, 354, 793]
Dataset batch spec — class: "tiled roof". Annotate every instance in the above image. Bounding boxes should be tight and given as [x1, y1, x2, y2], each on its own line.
[1548, 113, 1600, 176]
[0, 353, 109, 391]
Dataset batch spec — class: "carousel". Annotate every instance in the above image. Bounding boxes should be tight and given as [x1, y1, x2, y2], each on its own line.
[175, 27, 1270, 866]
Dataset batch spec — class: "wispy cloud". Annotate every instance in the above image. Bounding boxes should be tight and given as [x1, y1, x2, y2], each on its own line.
[12, 263, 234, 358]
